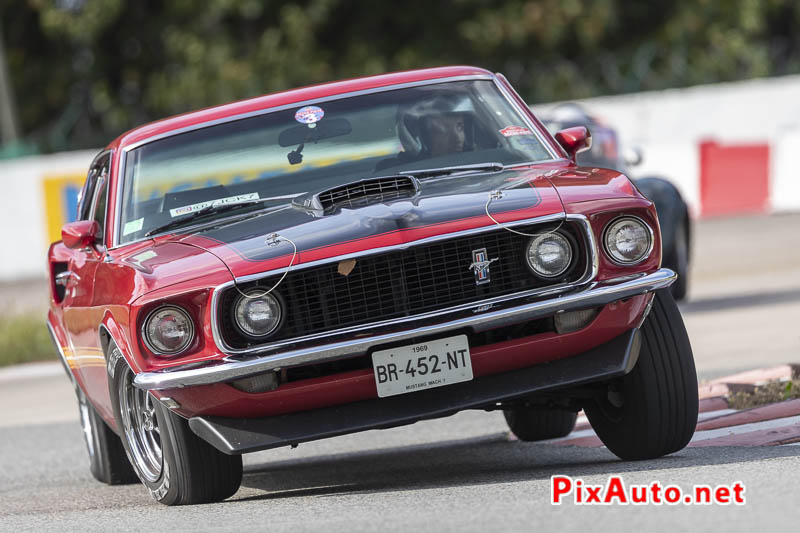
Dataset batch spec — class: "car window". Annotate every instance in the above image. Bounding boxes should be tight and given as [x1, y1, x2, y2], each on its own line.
[78, 167, 100, 221]
[118, 80, 555, 243]
[90, 168, 109, 248]
[78, 153, 110, 221]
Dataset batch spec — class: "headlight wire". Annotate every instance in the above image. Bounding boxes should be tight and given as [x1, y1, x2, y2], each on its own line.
[230, 233, 298, 300]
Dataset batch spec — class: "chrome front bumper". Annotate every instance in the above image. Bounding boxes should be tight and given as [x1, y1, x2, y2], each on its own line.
[134, 268, 676, 391]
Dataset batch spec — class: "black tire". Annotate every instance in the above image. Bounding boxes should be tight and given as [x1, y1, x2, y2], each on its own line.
[664, 219, 689, 301]
[109, 351, 242, 505]
[504, 407, 577, 441]
[75, 387, 139, 485]
[584, 289, 698, 460]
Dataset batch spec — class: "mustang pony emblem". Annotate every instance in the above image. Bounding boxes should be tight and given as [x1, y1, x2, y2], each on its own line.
[469, 248, 499, 285]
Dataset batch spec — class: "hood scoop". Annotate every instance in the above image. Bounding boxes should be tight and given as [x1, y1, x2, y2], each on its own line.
[298, 176, 419, 213]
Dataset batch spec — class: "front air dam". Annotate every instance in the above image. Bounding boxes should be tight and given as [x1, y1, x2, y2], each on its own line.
[188, 328, 641, 455]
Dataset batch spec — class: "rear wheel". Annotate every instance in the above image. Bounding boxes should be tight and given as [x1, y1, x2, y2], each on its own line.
[504, 406, 577, 441]
[584, 289, 698, 460]
[109, 349, 242, 505]
[75, 386, 138, 485]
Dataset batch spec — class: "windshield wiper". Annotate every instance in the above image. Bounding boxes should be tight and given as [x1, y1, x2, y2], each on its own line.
[398, 162, 505, 179]
[144, 197, 296, 237]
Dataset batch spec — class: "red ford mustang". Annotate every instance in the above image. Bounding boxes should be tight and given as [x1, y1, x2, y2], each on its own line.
[47, 66, 698, 505]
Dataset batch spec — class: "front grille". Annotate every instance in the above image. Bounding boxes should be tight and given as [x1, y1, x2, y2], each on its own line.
[219, 222, 588, 349]
[316, 176, 416, 211]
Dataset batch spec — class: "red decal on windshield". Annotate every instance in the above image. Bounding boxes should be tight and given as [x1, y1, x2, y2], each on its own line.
[499, 126, 533, 137]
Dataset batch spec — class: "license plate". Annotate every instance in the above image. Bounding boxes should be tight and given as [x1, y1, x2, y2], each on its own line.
[371, 335, 473, 398]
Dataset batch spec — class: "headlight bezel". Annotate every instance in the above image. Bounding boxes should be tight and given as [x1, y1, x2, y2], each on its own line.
[231, 289, 285, 340]
[602, 215, 654, 266]
[141, 305, 195, 357]
[525, 230, 576, 280]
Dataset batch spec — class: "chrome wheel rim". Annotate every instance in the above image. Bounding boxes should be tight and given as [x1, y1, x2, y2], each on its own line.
[77, 390, 95, 458]
[119, 368, 163, 482]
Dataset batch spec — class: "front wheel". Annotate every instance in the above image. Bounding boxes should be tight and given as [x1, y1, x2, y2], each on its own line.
[584, 289, 698, 460]
[109, 350, 242, 505]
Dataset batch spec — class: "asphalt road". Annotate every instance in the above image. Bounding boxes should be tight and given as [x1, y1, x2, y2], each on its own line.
[1, 213, 799, 531]
[1, 409, 799, 532]
[680, 213, 800, 379]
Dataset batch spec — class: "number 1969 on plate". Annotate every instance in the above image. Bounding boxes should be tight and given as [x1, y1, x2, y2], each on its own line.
[371, 335, 473, 398]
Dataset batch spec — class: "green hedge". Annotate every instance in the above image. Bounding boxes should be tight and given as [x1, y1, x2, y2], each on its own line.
[0, 314, 56, 367]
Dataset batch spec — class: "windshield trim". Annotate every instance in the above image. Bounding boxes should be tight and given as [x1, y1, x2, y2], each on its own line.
[111, 73, 560, 249]
[121, 75, 493, 153]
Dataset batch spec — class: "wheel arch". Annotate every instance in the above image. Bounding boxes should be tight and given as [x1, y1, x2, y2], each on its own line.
[99, 312, 139, 375]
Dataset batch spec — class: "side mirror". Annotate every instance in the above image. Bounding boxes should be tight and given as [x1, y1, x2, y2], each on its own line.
[62, 220, 98, 249]
[555, 126, 592, 161]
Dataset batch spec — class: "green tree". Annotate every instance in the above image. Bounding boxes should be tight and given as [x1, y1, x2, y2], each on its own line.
[1, 0, 799, 153]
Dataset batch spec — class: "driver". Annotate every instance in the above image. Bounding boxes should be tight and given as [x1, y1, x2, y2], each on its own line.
[419, 113, 466, 156]
[375, 94, 476, 171]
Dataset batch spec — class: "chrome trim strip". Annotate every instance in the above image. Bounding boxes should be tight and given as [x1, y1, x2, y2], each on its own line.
[209, 212, 587, 355]
[111, 148, 126, 249]
[133, 268, 676, 390]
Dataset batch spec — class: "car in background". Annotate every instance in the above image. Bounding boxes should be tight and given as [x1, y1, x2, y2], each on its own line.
[540, 103, 691, 300]
[47, 66, 698, 505]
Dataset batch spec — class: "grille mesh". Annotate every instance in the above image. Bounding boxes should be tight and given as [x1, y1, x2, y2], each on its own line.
[219, 222, 587, 348]
[316, 176, 416, 211]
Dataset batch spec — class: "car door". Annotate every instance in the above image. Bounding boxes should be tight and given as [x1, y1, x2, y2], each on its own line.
[62, 152, 113, 415]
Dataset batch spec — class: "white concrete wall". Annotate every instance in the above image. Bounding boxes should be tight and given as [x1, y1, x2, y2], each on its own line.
[0, 150, 96, 281]
[771, 128, 800, 213]
[532, 74, 800, 215]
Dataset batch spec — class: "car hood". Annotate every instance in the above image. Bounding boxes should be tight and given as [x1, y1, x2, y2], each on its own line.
[175, 167, 571, 279]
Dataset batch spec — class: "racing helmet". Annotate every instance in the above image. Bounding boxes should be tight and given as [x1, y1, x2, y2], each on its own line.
[397, 93, 477, 156]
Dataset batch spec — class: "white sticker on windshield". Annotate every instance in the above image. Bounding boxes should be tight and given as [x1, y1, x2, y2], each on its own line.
[122, 218, 144, 236]
[169, 193, 260, 218]
[294, 105, 324, 124]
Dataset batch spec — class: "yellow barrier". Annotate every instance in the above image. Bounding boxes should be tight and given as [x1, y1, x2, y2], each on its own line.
[42, 173, 86, 245]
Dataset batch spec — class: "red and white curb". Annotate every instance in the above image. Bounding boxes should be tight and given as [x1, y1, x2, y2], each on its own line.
[525, 364, 800, 448]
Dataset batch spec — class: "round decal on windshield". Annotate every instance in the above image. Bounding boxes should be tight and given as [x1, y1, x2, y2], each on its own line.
[294, 105, 325, 124]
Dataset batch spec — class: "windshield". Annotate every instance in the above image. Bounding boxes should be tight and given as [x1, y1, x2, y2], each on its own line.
[118, 79, 555, 243]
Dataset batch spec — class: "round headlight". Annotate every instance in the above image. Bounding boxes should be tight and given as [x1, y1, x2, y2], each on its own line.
[526, 232, 573, 278]
[234, 290, 283, 338]
[604, 217, 653, 265]
[143, 306, 194, 355]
